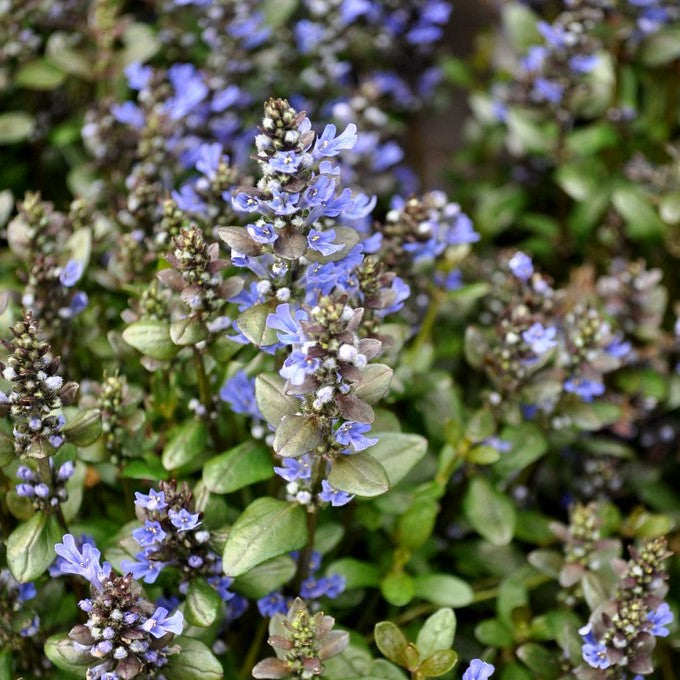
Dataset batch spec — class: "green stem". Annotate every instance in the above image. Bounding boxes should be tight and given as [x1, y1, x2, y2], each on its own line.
[293, 457, 325, 591]
[239, 616, 268, 680]
[411, 288, 443, 356]
[193, 347, 222, 449]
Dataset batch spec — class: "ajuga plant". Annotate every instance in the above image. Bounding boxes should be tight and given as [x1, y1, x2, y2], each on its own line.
[1, 2, 680, 680]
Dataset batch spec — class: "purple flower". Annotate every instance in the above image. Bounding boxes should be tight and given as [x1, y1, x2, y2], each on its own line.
[335, 421, 378, 452]
[112, 102, 144, 128]
[171, 184, 206, 214]
[307, 229, 343, 256]
[303, 176, 336, 207]
[124, 62, 152, 90]
[319, 480, 353, 507]
[266, 304, 307, 345]
[196, 142, 223, 181]
[581, 628, 610, 669]
[16, 483, 35, 497]
[462, 659, 495, 680]
[508, 252, 534, 281]
[537, 20, 568, 49]
[18, 582, 37, 602]
[564, 377, 605, 402]
[532, 77, 564, 104]
[134, 489, 167, 511]
[648, 603, 673, 637]
[232, 192, 261, 213]
[141, 607, 184, 638]
[54, 534, 110, 589]
[522, 322, 558, 355]
[266, 189, 300, 216]
[247, 222, 277, 244]
[280, 350, 321, 386]
[269, 151, 303, 174]
[59, 260, 84, 287]
[168, 508, 201, 532]
[257, 591, 288, 617]
[274, 456, 313, 482]
[122, 554, 165, 584]
[132, 521, 167, 548]
[57, 461, 75, 481]
[483, 437, 512, 453]
[220, 371, 262, 419]
[606, 339, 632, 359]
[570, 54, 599, 74]
[313, 123, 357, 157]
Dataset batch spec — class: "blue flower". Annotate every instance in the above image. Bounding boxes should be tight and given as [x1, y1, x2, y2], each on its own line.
[521, 45, 547, 72]
[122, 554, 165, 584]
[112, 101, 145, 129]
[232, 192, 261, 213]
[59, 260, 84, 287]
[522, 322, 558, 355]
[280, 350, 321, 386]
[171, 184, 206, 214]
[257, 591, 288, 617]
[132, 521, 167, 548]
[308, 229, 343, 256]
[220, 371, 262, 419]
[508, 252, 534, 280]
[164, 64, 208, 120]
[313, 123, 358, 157]
[269, 151, 303, 174]
[648, 603, 673, 637]
[195, 142, 223, 181]
[302, 176, 336, 207]
[247, 222, 278, 244]
[54, 534, 110, 589]
[581, 634, 610, 669]
[532, 77, 564, 104]
[605, 339, 631, 359]
[266, 304, 307, 345]
[134, 489, 167, 511]
[462, 659, 495, 680]
[564, 377, 605, 402]
[266, 189, 300, 215]
[335, 421, 378, 452]
[168, 508, 201, 532]
[483, 437, 512, 453]
[570, 54, 599, 73]
[448, 214, 479, 245]
[124, 61, 152, 90]
[18, 582, 37, 602]
[274, 456, 313, 482]
[537, 20, 568, 49]
[141, 606, 184, 638]
[319, 480, 353, 507]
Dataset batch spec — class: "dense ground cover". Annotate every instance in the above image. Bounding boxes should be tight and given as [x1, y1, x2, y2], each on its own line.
[0, 1, 679, 679]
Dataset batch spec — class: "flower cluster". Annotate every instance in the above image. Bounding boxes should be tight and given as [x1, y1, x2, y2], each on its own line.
[122, 482, 243, 610]
[55, 534, 183, 679]
[252, 597, 348, 679]
[578, 537, 673, 676]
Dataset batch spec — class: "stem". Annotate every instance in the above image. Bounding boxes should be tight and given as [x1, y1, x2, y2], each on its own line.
[293, 458, 325, 591]
[37, 457, 68, 532]
[193, 347, 222, 449]
[411, 288, 443, 356]
[239, 616, 268, 680]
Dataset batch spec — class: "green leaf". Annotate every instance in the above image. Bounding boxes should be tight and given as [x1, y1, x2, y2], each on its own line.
[0, 430, 14, 467]
[475, 619, 514, 648]
[354, 364, 393, 404]
[326, 558, 381, 589]
[381, 572, 414, 607]
[374, 622, 412, 669]
[222, 498, 307, 577]
[121, 456, 168, 480]
[495, 424, 547, 474]
[203, 440, 272, 494]
[186, 579, 222, 628]
[237, 301, 278, 346]
[165, 637, 223, 680]
[162, 421, 208, 472]
[418, 650, 458, 678]
[7, 512, 62, 581]
[170, 317, 208, 346]
[612, 185, 665, 241]
[272, 414, 322, 458]
[641, 27, 680, 65]
[412, 574, 473, 608]
[44, 635, 89, 677]
[255, 373, 299, 427]
[396, 499, 439, 550]
[328, 453, 389, 497]
[363, 433, 427, 487]
[416, 608, 456, 659]
[122, 320, 179, 361]
[0, 112, 35, 144]
[45, 32, 92, 78]
[0, 650, 11, 680]
[463, 478, 516, 546]
[516, 643, 561, 679]
[660, 191, 680, 224]
[16, 58, 66, 90]
[234, 555, 297, 599]
[263, 0, 298, 27]
[62, 409, 102, 447]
